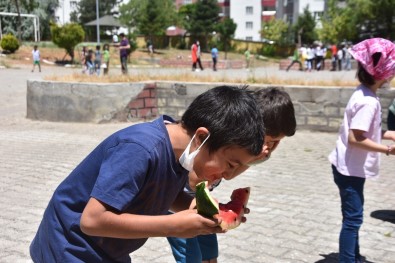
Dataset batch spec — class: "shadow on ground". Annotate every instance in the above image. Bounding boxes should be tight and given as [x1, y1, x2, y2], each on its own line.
[370, 210, 395, 224]
[315, 253, 375, 263]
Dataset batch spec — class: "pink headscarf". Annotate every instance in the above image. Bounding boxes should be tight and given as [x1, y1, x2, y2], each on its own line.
[349, 38, 395, 80]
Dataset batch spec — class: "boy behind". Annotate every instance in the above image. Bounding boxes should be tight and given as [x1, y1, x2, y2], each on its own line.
[30, 86, 265, 263]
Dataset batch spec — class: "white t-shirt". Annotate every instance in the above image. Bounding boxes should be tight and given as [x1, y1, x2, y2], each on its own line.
[328, 85, 382, 178]
[32, 49, 40, 61]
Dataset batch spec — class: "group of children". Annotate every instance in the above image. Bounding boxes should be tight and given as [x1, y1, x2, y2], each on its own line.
[81, 44, 110, 76]
[29, 37, 395, 263]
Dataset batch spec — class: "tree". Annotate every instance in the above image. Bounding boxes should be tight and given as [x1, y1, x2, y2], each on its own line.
[51, 23, 85, 63]
[75, 0, 118, 39]
[260, 18, 289, 45]
[318, 0, 358, 44]
[120, 0, 176, 45]
[293, 5, 317, 45]
[138, 0, 176, 40]
[0, 0, 58, 41]
[216, 17, 236, 59]
[188, 0, 220, 49]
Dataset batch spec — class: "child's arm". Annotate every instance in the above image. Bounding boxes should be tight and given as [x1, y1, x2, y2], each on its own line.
[382, 130, 395, 141]
[80, 197, 223, 239]
[349, 129, 395, 155]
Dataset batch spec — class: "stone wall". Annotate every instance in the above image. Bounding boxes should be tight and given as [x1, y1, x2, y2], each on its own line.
[27, 80, 395, 132]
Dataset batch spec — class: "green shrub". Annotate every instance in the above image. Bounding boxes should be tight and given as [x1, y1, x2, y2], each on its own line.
[0, 34, 20, 53]
[261, 44, 276, 57]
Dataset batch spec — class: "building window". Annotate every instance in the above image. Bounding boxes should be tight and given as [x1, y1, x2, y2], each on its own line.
[246, 22, 253, 29]
[183, 0, 192, 4]
[246, 6, 253, 15]
[246, 36, 253, 41]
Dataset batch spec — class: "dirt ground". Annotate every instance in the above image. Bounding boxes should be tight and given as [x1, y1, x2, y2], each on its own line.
[1, 43, 270, 69]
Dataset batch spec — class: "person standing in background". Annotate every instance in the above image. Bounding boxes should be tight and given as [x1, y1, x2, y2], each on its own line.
[31, 45, 41, 73]
[191, 41, 198, 71]
[244, 48, 251, 70]
[211, 45, 218, 71]
[330, 44, 338, 71]
[196, 41, 204, 71]
[102, 44, 110, 76]
[94, 45, 102, 76]
[118, 33, 130, 74]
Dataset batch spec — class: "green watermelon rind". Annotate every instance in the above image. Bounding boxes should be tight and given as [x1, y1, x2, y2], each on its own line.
[196, 181, 219, 218]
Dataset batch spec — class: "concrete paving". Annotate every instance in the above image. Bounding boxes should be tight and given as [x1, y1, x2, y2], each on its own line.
[0, 64, 394, 263]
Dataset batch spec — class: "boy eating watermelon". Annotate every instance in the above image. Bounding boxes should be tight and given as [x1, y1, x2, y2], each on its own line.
[29, 86, 265, 263]
[167, 87, 297, 263]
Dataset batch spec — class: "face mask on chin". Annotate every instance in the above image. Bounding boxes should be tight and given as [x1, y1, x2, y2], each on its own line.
[179, 133, 210, 172]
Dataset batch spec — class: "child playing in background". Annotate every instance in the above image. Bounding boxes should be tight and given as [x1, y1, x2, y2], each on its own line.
[328, 38, 395, 263]
[85, 49, 94, 75]
[94, 45, 102, 76]
[167, 87, 297, 263]
[31, 45, 41, 73]
[29, 86, 265, 263]
[102, 44, 110, 75]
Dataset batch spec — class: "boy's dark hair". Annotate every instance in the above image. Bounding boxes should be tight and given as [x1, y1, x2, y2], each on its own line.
[181, 86, 264, 155]
[120, 33, 125, 37]
[356, 52, 381, 86]
[254, 87, 296, 137]
[96, 45, 100, 50]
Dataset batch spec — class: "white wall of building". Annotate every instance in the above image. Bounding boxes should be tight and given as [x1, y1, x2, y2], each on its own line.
[230, 0, 261, 41]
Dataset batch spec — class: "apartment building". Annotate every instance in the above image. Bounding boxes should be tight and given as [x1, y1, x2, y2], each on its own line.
[230, 0, 262, 41]
[276, 0, 325, 26]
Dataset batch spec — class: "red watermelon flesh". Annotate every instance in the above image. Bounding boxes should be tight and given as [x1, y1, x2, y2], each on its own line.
[196, 181, 250, 230]
[217, 187, 250, 230]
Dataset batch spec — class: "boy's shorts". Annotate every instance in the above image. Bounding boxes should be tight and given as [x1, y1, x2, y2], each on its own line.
[167, 234, 218, 262]
[34, 61, 40, 65]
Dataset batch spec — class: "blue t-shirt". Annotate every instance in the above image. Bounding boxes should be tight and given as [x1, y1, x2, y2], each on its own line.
[30, 115, 189, 263]
[211, 47, 218, 59]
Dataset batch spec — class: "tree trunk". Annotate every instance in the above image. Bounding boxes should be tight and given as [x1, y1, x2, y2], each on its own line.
[14, 0, 23, 42]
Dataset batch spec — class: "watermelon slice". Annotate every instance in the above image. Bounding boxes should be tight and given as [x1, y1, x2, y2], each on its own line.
[195, 181, 250, 230]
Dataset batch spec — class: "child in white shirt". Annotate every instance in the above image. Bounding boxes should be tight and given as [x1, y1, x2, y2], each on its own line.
[328, 38, 395, 263]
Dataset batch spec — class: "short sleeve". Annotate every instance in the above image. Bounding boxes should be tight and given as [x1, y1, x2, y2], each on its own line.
[91, 142, 151, 211]
[350, 100, 377, 132]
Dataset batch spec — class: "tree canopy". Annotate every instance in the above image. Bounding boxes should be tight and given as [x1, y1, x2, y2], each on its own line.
[0, 0, 58, 40]
[260, 18, 289, 45]
[51, 23, 85, 62]
[119, 0, 176, 39]
[216, 17, 237, 59]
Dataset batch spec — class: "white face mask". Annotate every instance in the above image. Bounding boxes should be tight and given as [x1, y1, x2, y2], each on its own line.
[179, 133, 210, 172]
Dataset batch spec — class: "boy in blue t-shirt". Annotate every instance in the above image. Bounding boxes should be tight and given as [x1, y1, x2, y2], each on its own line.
[29, 85, 265, 263]
[167, 87, 297, 263]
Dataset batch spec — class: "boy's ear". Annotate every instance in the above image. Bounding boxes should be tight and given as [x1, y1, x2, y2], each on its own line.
[195, 127, 210, 144]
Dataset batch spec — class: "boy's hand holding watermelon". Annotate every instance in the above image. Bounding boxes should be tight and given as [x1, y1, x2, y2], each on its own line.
[195, 181, 250, 231]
